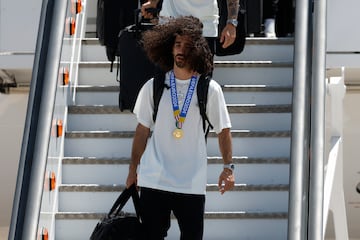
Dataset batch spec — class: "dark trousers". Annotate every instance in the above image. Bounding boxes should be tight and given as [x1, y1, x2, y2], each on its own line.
[263, 0, 279, 19]
[263, 0, 295, 36]
[205, 37, 216, 55]
[139, 187, 205, 240]
[276, 0, 295, 36]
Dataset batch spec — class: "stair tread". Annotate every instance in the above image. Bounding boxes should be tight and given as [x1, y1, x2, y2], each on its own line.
[65, 130, 291, 138]
[68, 104, 292, 114]
[77, 61, 293, 67]
[76, 85, 119, 92]
[82, 37, 294, 46]
[223, 85, 292, 92]
[62, 156, 289, 164]
[214, 61, 293, 68]
[58, 184, 289, 192]
[55, 211, 288, 220]
[75, 84, 292, 92]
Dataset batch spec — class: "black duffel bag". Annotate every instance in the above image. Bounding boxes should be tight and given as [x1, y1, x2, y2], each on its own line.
[90, 184, 143, 240]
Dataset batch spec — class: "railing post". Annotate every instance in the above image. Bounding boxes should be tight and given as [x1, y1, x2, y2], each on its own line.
[287, 0, 312, 238]
[323, 72, 348, 239]
[327, 73, 346, 138]
[308, 0, 327, 237]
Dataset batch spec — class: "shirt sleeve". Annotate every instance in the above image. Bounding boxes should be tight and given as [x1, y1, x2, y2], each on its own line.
[133, 78, 155, 129]
[206, 80, 232, 134]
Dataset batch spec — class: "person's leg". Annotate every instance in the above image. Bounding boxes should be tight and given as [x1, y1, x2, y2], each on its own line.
[205, 37, 216, 55]
[276, 0, 294, 37]
[263, 0, 279, 37]
[139, 187, 171, 239]
[263, 0, 272, 19]
[172, 192, 205, 240]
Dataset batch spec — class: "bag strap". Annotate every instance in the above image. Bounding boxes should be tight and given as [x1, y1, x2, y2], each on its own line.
[197, 74, 213, 139]
[152, 72, 213, 139]
[152, 70, 167, 122]
[109, 184, 141, 218]
[130, 186, 141, 219]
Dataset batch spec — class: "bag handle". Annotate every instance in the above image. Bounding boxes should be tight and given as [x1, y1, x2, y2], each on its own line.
[108, 184, 141, 219]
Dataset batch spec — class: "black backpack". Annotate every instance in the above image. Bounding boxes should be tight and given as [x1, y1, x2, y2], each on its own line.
[96, 0, 163, 72]
[152, 72, 214, 139]
[96, 0, 139, 72]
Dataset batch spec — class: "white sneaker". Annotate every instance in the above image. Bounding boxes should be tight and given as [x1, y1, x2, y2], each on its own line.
[264, 18, 276, 38]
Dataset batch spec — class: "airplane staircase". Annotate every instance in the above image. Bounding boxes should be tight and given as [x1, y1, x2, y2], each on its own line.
[54, 5, 295, 239]
[9, 0, 313, 239]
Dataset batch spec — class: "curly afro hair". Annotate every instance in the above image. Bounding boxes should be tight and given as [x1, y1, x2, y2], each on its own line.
[141, 16, 214, 75]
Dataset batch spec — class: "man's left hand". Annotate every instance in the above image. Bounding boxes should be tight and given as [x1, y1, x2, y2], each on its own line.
[218, 168, 235, 194]
[219, 24, 237, 49]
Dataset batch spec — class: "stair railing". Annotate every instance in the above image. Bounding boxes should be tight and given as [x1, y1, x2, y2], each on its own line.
[8, 0, 68, 239]
[308, 0, 327, 238]
[68, 0, 86, 104]
[287, 0, 313, 238]
[8, 0, 87, 239]
[323, 70, 348, 239]
[289, 0, 348, 239]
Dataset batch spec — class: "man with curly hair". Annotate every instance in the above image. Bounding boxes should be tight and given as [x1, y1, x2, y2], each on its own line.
[126, 16, 234, 239]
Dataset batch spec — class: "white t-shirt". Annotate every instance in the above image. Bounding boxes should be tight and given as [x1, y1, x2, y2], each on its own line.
[133, 72, 231, 195]
[159, 0, 219, 37]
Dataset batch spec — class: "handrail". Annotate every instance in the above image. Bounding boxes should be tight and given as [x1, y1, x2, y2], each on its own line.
[287, 0, 313, 239]
[288, 0, 332, 238]
[287, 0, 349, 238]
[308, 0, 327, 238]
[70, 7, 86, 104]
[8, 0, 68, 239]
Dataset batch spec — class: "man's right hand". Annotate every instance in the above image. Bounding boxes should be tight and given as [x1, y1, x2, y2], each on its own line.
[126, 169, 137, 188]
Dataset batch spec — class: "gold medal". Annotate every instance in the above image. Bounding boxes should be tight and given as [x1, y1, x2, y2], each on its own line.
[173, 128, 183, 139]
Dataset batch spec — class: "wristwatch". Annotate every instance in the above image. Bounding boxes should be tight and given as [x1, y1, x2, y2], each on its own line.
[226, 19, 238, 27]
[223, 163, 235, 172]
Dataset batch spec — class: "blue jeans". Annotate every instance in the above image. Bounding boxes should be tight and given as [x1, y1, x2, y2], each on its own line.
[139, 187, 205, 240]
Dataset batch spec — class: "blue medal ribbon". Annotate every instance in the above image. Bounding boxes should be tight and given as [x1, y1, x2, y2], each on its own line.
[169, 71, 197, 130]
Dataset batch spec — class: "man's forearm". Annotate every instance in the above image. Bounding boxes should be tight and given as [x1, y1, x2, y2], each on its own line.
[218, 128, 233, 164]
[130, 124, 150, 172]
[227, 0, 239, 20]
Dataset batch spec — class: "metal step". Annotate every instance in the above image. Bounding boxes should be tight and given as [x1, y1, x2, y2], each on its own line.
[58, 184, 288, 213]
[73, 84, 293, 105]
[67, 104, 292, 114]
[62, 156, 289, 185]
[67, 111, 292, 132]
[55, 213, 288, 240]
[215, 37, 294, 62]
[64, 130, 291, 158]
[213, 61, 293, 86]
[67, 104, 292, 131]
[77, 61, 293, 86]
[81, 37, 294, 62]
